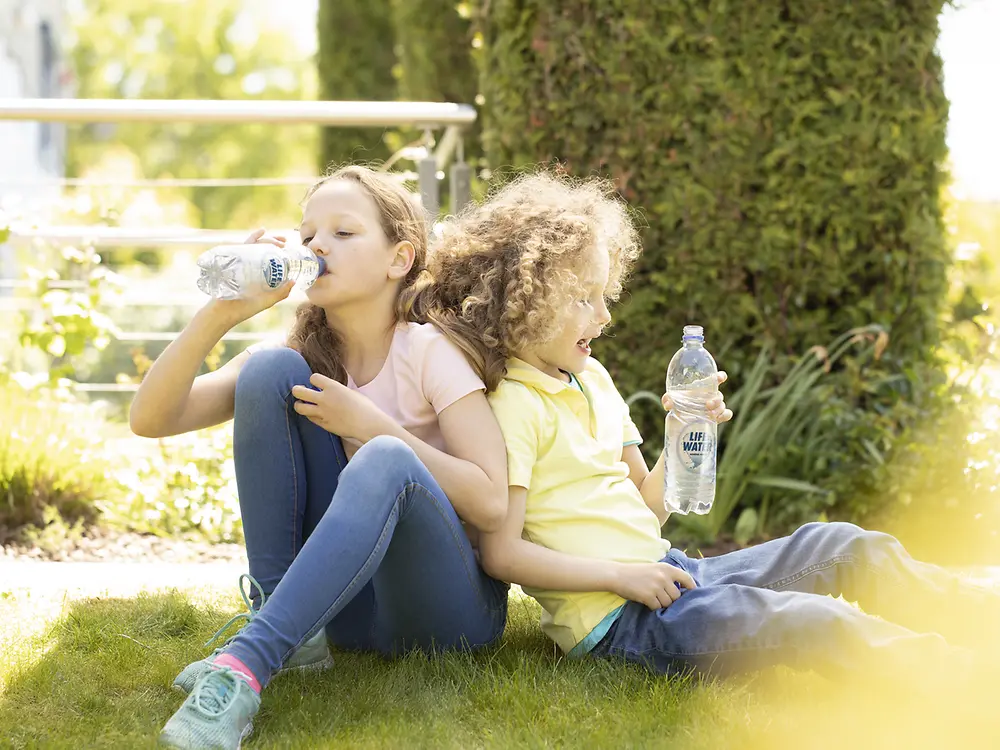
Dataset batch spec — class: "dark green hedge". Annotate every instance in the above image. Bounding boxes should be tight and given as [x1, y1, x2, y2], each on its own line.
[392, 0, 482, 167]
[478, 0, 952, 527]
[317, 0, 396, 168]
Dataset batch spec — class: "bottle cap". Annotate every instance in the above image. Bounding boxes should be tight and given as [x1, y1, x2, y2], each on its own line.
[316, 257, 327, 276]
[682, 325, 704, 342]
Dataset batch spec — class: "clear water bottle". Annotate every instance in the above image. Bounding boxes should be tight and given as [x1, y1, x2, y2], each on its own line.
[195, 244, 326, 300]
[664, 325, 719, 515]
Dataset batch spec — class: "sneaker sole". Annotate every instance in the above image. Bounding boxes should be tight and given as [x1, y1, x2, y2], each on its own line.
[238, 720, 253, 748]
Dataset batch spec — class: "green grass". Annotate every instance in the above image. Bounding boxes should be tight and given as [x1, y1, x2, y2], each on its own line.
[1, 587, 998, 749]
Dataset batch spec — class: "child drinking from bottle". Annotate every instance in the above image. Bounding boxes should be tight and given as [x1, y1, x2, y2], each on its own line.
[132, 166, 509, 749]
[421, 169, 1000, 682]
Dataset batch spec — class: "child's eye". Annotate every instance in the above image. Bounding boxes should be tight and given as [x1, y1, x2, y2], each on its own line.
[578, 299, 593, 307]
[336, 231, 354, 238]
[301, 236, 314, 244]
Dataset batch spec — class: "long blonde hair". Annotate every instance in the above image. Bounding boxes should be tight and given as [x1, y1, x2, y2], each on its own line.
[286, 166, 429, 382]
[414, 171, 642, 392]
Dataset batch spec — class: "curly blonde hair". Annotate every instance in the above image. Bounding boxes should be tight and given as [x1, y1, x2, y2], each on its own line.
[413, 171, 642, 391]
[287, 165, 430, 382]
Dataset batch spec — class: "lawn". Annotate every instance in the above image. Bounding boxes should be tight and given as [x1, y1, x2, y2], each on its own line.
[2, 582, 999, 750]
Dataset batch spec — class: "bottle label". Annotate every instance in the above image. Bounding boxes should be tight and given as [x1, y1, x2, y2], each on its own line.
[676, 423, 716, 471]
[264, 257, 285, 289]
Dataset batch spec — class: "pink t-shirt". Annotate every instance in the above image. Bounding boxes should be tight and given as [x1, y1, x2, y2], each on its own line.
[249, 322, 484, 453]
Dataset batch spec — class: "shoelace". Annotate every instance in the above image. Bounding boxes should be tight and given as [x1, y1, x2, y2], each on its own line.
[204, 573, 266, 648]
[191, 666, 253, 717]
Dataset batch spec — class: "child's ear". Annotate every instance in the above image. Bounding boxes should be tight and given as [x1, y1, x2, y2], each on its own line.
[387, 241, 415, 280]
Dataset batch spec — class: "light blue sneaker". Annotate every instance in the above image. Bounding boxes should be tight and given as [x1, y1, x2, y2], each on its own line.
[173, 574, 333, 695]
[159, 665, 261, 750]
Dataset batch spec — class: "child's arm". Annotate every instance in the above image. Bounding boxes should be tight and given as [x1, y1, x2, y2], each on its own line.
[623, 445, 669, 527]
[479, 486, 696, 607]
[480, 486, 622, 591]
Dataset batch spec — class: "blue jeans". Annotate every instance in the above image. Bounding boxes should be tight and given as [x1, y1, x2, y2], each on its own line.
[591, 521, 996, 679]
[224, 348, 508, 687]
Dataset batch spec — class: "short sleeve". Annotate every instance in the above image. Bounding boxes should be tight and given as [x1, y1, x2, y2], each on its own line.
[420, 328, 486, 414]
[488, 382, 541, 489]
[622, 399, 643, 447]
[587, 357, 643, 447]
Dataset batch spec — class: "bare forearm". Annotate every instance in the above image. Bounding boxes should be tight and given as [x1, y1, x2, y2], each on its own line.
[639, 451, 670, 526]
[485, 538, 621, 593]
[129, 305, 235, 436]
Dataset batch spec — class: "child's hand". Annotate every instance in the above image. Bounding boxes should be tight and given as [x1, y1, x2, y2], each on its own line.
[661, 371, 733, 423]
[291, 375, 389, 442]
[612, 561, 698, 611]
[202, 228, 294, 326]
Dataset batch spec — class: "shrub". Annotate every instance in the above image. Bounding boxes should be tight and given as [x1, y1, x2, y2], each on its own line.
[478, 0, 952, 528]
[317, 0, 397, 168]
[103, 425, 243, 545]
[0, 374, 112, 541]
[392, 0, 482, 166]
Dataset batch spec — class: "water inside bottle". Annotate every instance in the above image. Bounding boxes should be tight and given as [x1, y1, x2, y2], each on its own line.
[664, 374, 719, 515]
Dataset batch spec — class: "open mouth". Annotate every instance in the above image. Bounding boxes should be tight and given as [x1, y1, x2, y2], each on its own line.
[576, 338, 592, 355]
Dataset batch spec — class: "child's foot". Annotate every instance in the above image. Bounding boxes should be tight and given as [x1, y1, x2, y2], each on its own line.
[159, 665, 260, 750]
[172, 629, 333, 694]
[172, 573, 333, 694]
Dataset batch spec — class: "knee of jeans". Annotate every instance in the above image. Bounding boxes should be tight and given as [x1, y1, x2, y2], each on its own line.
[818, 521, 894, 560]
[235, 348, 312, 408]
[352, 435, 417, 468]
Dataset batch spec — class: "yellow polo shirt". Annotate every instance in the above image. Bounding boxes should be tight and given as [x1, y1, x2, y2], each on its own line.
[488, 357, 671, 654]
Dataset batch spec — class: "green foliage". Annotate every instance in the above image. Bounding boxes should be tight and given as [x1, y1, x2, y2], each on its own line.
[479, 0, 952, 529]
[392, 0, 482, 167]
[68, 0, 317, 230]
[0, 373, 243, 545]
[0, 375, 110, 540]
[671, 327, 881, 543]
[17, 242, 122, 380]
[103, 425, 243, 545]
[317, 0, 397, 168]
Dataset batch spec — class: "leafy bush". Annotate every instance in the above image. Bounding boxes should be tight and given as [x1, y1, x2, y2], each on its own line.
[478, 0, 952, 529]
[0, 373, 244, 546]
[102, 425, 243, 545]
[392, 0, 482, 166]
[0, 374, 112, 541]
[317, 0, 396, 168]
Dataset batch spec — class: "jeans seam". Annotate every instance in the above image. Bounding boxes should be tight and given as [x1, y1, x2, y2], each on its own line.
[281, 487, 402, 663]
[283, 391, 301, 558]
[763, 554, 858, 592]
[402, 482, 497, 617]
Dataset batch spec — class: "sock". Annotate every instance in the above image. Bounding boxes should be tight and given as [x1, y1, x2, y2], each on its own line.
[212, 653, 262, 694]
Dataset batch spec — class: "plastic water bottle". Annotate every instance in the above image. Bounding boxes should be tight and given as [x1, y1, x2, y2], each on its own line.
[664, 325, 719, 515]
[195, 244, 326, 300]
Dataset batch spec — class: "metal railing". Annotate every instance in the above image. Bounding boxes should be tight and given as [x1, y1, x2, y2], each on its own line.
[0, 97, 478, 393]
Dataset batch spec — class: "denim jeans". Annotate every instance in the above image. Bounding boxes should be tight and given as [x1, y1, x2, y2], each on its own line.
[591, 521, 997, 679]
[224, 348, 508, 687]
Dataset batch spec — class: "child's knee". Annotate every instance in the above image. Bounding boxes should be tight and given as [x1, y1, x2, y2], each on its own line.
[236, 348, 312, 404]
[354, 435, 416, 466]
[340, 436, 422, 491]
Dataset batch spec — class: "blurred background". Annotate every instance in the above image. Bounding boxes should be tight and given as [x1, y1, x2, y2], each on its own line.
[0, 0, 996, 565]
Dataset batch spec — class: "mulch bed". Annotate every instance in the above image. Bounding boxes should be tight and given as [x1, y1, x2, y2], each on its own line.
[0, 527, 247, 564]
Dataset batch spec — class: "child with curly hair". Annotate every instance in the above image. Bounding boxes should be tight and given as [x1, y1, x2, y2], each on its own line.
[420, 170, 1000, 682]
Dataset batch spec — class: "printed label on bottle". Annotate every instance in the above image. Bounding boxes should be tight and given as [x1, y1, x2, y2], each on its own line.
[264, 257, 285, 289]
[675, 423, 716, 471]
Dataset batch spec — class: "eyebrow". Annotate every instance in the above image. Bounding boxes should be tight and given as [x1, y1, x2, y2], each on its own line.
[298, 212, 365, 231]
